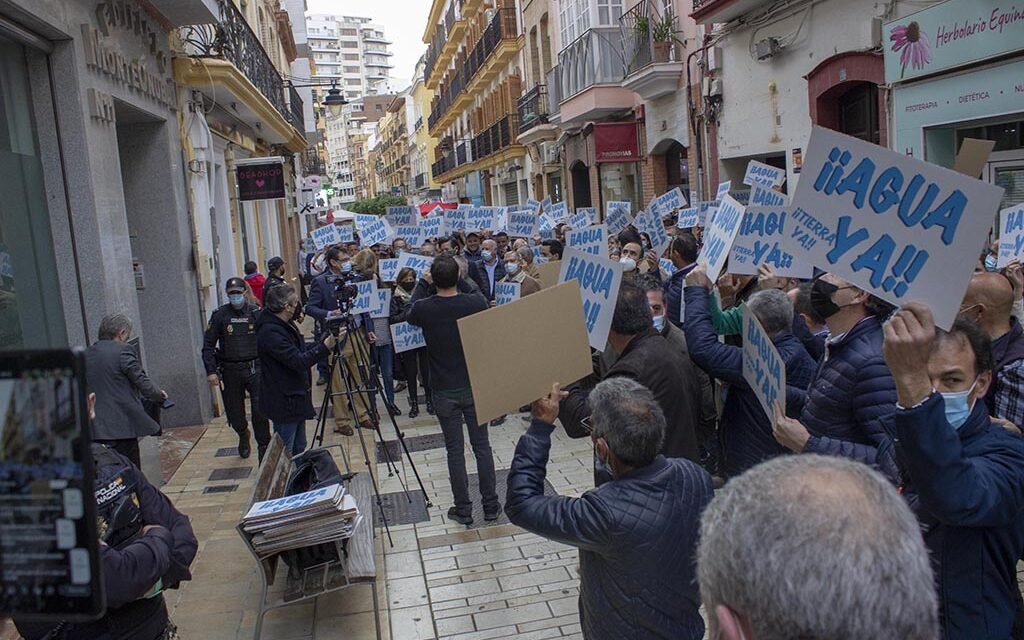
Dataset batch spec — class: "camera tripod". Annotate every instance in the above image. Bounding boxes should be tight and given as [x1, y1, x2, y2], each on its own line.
[310, 306, 431, 547]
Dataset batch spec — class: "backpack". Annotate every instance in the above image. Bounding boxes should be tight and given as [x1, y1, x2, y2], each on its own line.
[279, 449, 351, 578]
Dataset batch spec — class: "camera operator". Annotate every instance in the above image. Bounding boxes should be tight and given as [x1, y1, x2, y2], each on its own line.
[305, 245, 375, 436]
[201, 277, 271, 461]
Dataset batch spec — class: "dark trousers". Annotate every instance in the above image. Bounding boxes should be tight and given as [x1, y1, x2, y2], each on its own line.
[96, 438, 141, 468]
[221, 363, 271, 450]
[399, 347, 430, 402]
[434, 389, 498, 515]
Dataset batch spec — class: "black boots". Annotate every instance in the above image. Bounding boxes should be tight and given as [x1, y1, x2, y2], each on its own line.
[425, 394, 435, 415]
[408, 397, 419, 418]
[237, 428, 252, 459]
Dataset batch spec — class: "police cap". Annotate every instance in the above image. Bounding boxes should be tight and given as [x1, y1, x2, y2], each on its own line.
[225, 277, 246, 293]
[267, 256, 284, 271]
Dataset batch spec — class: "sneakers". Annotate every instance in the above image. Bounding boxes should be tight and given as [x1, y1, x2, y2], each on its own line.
[484, 503, 502, 522]
[237, 429, 251, 459]
[447, 507, 473, 525]
[489, 415, 506, 427]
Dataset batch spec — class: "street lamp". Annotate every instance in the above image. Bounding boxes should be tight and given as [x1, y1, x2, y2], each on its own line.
[324, 87, 347, 117]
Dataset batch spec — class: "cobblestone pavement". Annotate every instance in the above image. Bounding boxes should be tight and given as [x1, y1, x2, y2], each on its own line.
[162, 382, 594, 640]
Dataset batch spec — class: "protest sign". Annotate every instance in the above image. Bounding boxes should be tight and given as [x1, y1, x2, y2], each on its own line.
[466, 206, 498, 232]
[337, 224, 355, 243]
[386, 206, 417, 226]
[606, 201, 633, 235]
[558, 247, 623, 350]
[743, 160, 787, 188]
[429, 204, 444, 217]
[396, 252, 434, 278]
[657, 188, 687, 213]
[998, 204, 1024, 268]
[569, 208, 597, 229]
[494, 282, 521, 305]
[677, 207, 700, 229]
[531, 245, 547, 264]
[311, 224, 340, 249]
[354, 214, 394, 247]
[632, 209, 671, 257]
[370, 288, 391, 319]
[699, 194, 745, 282]
[659, 258, 677, 276]
[728, 207, 814, 278]
[508, 210, 537, 237]
[546, 201, 568, 222]
[390, 322, 426, 354]
[394, 226, 422, 247]
[460, 280, 592, 425]
[526, 199, 542, 212]
[419, 215, 445, 240]
[784, 127, 1003, 329]
[378, 258, 400, 282]
[698, 202, 715, 226]
[565, 224, 607, 257]
[445, 207, 466, 232]
[538, 214, 556, 233]
[495, 207, 508, 233]
[750, 185, 789, 207]
[716, 181, 732, 201]
[350, 280, 379, 315]
[536, 261, 561, 289]
[953, 139, 997, 179]
[742, 307, 786, 420]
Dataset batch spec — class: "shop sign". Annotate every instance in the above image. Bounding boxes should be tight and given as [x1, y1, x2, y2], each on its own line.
[237, 160, 286, 201]
[594, 122, 640, 164]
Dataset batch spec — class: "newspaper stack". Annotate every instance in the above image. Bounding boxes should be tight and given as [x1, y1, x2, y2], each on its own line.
[241, 483, 362, 555]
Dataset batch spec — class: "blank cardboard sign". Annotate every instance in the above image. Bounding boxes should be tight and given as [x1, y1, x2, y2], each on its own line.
[536, 261, 562, 289]
[459, 281, 592, 425]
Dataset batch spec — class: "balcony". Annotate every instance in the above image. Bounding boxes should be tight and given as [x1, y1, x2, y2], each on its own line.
[173, 0, 305, 151]
[555, 27, 635, 126]
[362, 32, 392, 44]
[619, 2, 685, 100]
[147, 0, 218, 26]
[517, 84, 558, 145]
[415, 173, 426, 189]
[365, 59, 394, 69]
[691, 0, 764, 25]
[286, 83, 304, 132]
[364, 47, 393, 56]
[471, 114, 519, 162]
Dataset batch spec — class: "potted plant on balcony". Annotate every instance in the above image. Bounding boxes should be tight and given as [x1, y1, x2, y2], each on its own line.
[651, 14, 679, 63]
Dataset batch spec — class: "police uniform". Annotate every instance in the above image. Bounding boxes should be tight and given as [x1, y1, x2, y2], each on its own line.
[202, 300, 271, 459]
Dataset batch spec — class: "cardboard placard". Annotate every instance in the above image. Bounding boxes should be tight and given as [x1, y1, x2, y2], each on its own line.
[998, 204, 1024, 268]
[558, 247, 623, 351]
[445, 208, 466, 232]
[311, 224, 340, 249]
[459, 281, 593, 425]
[728, 207, 814, 278]
[396, 253, 434, 278]
[565, 224, 607, 257]
[394, 226, 423, 247]
[699, 194, 745, 283]
[386, 206, 417, 227]
[632, 209, 671, 257]
[742, 307, 786, 420]
[370, 288, 391, 319]
[390, 322, 426, 353]
[743, 160, 787, 188]
[337, 224, 355, 243]
[784, 126, 1003, 329]
[750, 185, 789, 207]
[379, 258, 400, 282]
[354, 214, 394, 247]
[494, 281, 520, 305]
[716, 181, 732, 201]
[508, 210, 537, 238]
[419, 216, 445, 241]
[466, 206, 500, 232]
[536, 261, 562, 289]
[952, 138, 996, 179]
[677, 207, 700, 229]
[350, 280, 379, 314]
[606, 201, 633, 235]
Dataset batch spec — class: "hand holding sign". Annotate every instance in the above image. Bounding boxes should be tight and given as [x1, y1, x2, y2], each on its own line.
[772, 403, 810, 452]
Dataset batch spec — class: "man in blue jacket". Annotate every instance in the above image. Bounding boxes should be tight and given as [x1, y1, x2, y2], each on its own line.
[663, 233, 699, 328]
[508, 378, 713, 639]
[882, 302, 1024, 639]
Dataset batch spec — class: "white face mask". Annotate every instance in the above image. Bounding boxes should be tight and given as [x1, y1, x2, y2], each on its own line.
[506, 262, 519, 274]
[619, 256, 637, 272]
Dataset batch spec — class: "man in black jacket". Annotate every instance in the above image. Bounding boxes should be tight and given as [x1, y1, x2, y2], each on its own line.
[560, 281, 702, 466]
[507, 378, 713, 640]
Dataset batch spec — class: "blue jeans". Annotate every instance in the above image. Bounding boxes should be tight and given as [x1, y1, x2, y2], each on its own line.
[434, 389, 499, 516]
[273, 420, 307, 456]
[375, 344, 395, 406]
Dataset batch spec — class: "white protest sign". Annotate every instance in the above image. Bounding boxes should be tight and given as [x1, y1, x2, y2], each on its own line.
[742, 307, 786, 420]
[744, 160, 787, 189]
[698, 202, 715, 227]
[699, 194, 745, 282]
[531, 245, 547, 264]
[558, 247, 623, 350]
[997, 204, 1024, 268]
[546, 201, 568, 222]
[466, 206, 498, 232]
[677, 207, 700, 229]
[632, 209, 671, 257]
[606, 201, 633, 235]
[565, 224, 607, 257]
[354, 214, 394, 247]
[419, 216, 445, 240]
[750, 185, 789, 207]
[784, 127, 1003, 329]
[716, 181, 732, 201]
[337, 224, 355, 243]
[494, 282, 521, 306]
[508, 210, 537, 237]
[370, 288, 391, 319]
[394, 226, 423, 246]
[538, 214, 556, 233]
[350, 279, 379, 315]
[378, 258, 400, 282]
[657, 188, 687, 213]
[570, 208, 597, 228]
[386, 206, 417, 226]
[659, 258, 677, 277]
[526, 199, 542, 212]
[390, 322, 426, 353]
[495, 207, 509, 233]
[311, 224, 340, 249]
[729, 207, 814, 278]
[396, 252, 434, 278]
[445, 207, 466, 232]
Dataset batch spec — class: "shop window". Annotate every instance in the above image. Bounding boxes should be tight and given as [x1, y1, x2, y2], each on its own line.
[957, 121, 1024, 153]
[663, 141, 689, 194]
[502, 181, 519, 205]
[837, 83, 880, 145]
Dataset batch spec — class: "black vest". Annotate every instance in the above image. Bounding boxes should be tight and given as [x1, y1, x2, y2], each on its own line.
[219, 306, 259, 362]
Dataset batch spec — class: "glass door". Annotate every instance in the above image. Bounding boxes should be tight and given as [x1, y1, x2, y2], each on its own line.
[986, 156, 1024, 211]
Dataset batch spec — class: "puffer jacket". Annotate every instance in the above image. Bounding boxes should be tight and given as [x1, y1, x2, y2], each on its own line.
[663, 263, 696, 327]
[684, 285, 816, 476]
[506, 420, 713, 640]
[790, 316, 897, 471]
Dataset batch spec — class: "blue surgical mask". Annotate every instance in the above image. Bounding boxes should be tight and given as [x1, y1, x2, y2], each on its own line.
[341, 261, 353, 273]
[940, 379, 978, 430]
[481, 250, 493, 262]
[506, 262, 519, 274]
[228, 293, 245, 307]
[984, 254, 998, 272]
[652, 314, 665, 332]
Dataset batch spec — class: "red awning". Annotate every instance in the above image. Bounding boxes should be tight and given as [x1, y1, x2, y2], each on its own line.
[417, 201, 458, 215]
[594, 122, 641, 164]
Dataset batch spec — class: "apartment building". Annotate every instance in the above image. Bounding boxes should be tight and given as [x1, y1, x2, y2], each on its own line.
[306, 14, 395, 102]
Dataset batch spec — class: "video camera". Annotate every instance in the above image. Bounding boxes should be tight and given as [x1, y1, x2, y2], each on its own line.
[325, 271, 361, 335]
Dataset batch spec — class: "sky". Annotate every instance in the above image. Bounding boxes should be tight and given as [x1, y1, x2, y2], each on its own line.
[305, 0, 432, 91]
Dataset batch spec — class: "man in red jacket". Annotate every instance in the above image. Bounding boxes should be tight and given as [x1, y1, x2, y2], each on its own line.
[244, 260, 266, 305]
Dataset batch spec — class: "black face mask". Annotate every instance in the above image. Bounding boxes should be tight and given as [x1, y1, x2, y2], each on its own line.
[399, 281, 415, 292]
[810, 278, 841, 320]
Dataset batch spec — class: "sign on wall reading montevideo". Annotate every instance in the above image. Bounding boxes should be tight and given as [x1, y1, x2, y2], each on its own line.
[784, 127, 1003, 329]
[236, 159, 286, 201]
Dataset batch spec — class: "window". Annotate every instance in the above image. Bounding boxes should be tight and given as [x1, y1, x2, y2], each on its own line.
[559, 0, 590, 45]
[345, 78, 361, 85]
[344, 66, 360, 73]
[341, 41, 358, 48]
[596, 0, 623, 26]
[343, 54, 359, 60]
[340, 28, 358, 36]
[375, 104, 383, 112]
[837, 83, 879, 145]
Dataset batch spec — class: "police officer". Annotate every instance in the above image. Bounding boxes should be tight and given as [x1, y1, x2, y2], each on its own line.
[265, 256, 287, 295]
[202, 277, 271, 459]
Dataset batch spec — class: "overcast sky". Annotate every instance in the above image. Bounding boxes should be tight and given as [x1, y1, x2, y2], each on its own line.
[305, 0, 431, 91]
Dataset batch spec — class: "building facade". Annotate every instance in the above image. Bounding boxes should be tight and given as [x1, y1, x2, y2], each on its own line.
[376, 93, 410, 196]
[407, 56, 442, 202]
[306, 15, 395, 101]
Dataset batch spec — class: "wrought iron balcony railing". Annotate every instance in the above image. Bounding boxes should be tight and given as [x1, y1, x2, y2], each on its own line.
[286, 83, 304, 131]
[556, 27, 627, 101]
[517, 84, 549, 133]
[415, 172, 426, 189]
[620, 1, 680, 76]
[471, 114, 518, 162]
[176, 0, 295, 132]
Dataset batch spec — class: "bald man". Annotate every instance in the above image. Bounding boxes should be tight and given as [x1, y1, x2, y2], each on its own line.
[960, 272, 1024, 429]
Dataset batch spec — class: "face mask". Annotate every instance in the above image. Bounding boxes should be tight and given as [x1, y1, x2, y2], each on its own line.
[984, 254, 998, 272]
[810, 278, 841, 320]
[652, 314, 665, 332]
[340, 261, 353, 273]
[399, 281, 415, 292]
[481, 250, 493, 262]
[228, 293, 245, 307]
[620, 256, 637, 272]
[941, 379, 979, 430]
[506, 262, 519, 274]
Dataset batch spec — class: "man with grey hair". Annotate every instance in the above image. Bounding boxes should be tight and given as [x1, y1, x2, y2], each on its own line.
[684, 276, 817, 477]
[697, 454, 938, 640]
[507, 379, 713, 640]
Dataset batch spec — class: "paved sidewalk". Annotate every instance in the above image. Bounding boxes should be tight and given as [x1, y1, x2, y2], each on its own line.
[162, 384, 594, 640]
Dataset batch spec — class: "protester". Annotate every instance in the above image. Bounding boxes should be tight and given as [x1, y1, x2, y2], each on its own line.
[243, 260, 266, 306]
[86, 314, 167, 467]
[257, 284, 335, 455]
[685, 270, 816, 476]
[406, 256, 498, 524]
[959, 271, 1024, 431]
[518, 245, 541, 280]
[420, 241, 437, 257]
[663, 233, 699, 327]
[789, 280, 829, 361]
[355, 249, 398, 416]
[772, 273, 898, 476]
[201, 277, 271, 460]
[470, 238, 506, 302]
[560, 281, 702, 465]
[500, 249, 541, 296]
[463, 231, 483, 264]
[882, 303, 1024, 640]
[507, 379, 713, 640]
[697, 454, 938, 640]
[495, 231, 510, 256]
[391, 267, 432, 417]
[540, 239, 563, 261]
[305, 245, 375, 436]
[619, 242, 642, 278]
[265, 257, 287, 295]
[391, 237, 408, 255]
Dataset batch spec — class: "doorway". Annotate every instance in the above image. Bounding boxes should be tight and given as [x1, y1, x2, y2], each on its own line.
[570, 160, 591, 208]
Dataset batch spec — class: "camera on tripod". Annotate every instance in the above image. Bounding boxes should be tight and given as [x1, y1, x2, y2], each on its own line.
[325, 271, 361, 335]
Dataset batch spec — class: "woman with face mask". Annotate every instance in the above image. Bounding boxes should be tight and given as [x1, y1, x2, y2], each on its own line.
[390, 267, 432, 418]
